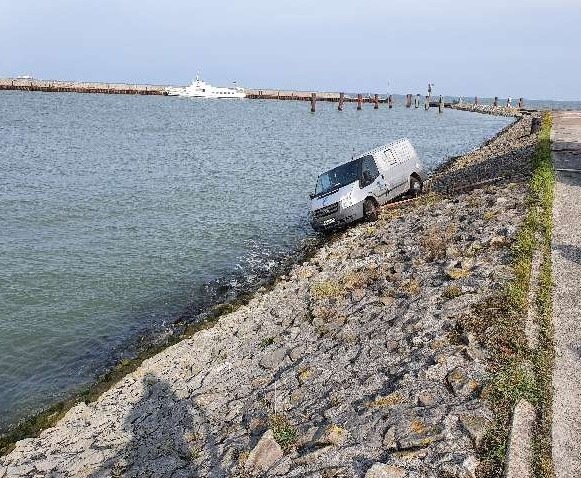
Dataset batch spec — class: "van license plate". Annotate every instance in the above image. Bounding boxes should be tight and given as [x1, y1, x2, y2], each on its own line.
[323, 218, 335, 226]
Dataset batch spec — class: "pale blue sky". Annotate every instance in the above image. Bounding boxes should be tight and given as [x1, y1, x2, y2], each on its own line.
[1, 0, 579, 100]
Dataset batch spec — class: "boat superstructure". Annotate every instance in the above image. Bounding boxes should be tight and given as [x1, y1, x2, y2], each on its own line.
[166, 74, 245, 99]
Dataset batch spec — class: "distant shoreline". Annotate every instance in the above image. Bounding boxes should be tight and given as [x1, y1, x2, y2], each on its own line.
[0, 77, 527, 107]
[3, 78, 581, 110]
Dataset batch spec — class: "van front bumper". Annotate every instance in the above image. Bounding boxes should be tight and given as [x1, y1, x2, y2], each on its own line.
[310, 201, 364, 231]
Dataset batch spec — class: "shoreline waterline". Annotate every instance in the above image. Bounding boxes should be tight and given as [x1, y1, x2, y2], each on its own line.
[0, 232, 328, 451]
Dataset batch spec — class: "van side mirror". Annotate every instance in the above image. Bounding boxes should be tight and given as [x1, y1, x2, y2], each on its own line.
[309, 193, 316, 199]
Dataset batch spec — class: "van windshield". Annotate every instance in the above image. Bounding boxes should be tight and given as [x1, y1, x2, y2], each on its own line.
[314, 159, 360, 197]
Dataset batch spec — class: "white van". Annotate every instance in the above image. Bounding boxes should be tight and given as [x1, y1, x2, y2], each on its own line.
[309, 138, 427, 231]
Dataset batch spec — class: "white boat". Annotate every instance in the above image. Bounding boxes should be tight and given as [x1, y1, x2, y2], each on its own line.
[166, 74, 245, 99]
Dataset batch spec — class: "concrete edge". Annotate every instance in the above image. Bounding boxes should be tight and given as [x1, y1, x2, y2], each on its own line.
[504, 399, 536, 478]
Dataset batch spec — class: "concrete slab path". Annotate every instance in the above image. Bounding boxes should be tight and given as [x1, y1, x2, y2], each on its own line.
[551, 111, 581, 478]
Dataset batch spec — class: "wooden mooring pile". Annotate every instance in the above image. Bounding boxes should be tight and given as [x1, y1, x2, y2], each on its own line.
[302, 93, 525, 113]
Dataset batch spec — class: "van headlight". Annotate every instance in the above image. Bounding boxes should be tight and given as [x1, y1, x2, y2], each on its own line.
[341, 193, 356, 209]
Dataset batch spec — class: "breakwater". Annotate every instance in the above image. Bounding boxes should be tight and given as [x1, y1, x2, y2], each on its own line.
[0, 112, 541, 477]
[0, 78, 166, 95]
[449, 103, 523, 117]
[244, 89, 379, 103]
[0, 79, 527, 111]
[245, 89, 345, 101]
[0, 78, 373, 102]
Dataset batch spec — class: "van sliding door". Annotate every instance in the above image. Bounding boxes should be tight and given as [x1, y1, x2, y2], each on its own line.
[381, 150, 400, 199]
[385, 149, 408, 196]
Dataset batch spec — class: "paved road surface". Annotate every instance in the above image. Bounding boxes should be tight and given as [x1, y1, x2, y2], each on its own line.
[551, 111, 581, 478]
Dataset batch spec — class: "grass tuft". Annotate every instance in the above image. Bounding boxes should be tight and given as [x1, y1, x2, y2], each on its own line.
[443, 284, 463, 299]
[310, 280, 341, 300]
[269, 414, 298, 451]
[260, 337, 275, 348]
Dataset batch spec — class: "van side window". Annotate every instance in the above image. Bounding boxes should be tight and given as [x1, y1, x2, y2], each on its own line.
[360, 155, 379, 187]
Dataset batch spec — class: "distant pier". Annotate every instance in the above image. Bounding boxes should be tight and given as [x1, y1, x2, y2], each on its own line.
[244, 89, 385, 103]
[0, 78, 166, 95]
[0, 78, 387, 102]
[0, 79, 526, 114]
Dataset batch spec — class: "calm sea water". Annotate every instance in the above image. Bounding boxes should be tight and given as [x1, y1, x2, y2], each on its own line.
[440, 95, 581, 111]
[527, 99, 581, 110]
[0, 91, 513, 430]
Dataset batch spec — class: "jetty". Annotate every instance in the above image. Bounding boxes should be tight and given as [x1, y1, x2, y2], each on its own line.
[0, 78, 167, 95]
[0, 78, 379, 103]
[243, 89, 379, 103]
[0, 78, 528, 115]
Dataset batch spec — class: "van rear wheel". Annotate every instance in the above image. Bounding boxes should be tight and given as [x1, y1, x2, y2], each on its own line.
[363, 198, 378, 222]
[409, 176, 423, 197]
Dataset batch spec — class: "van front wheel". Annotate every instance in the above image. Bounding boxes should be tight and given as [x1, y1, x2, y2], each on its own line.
[409, 176, 423, 197]
[363, 198, 378, 222]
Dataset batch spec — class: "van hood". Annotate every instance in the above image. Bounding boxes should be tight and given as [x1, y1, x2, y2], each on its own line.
[310, 182, 357, 211]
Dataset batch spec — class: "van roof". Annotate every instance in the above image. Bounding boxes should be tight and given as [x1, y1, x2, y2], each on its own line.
[354, 137, 412, 159]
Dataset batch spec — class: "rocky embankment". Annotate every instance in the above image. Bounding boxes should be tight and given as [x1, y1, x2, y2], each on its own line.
[432, 113, 534, 191]
[449, 103, 522, 117]
[1, 116, 539, 478]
